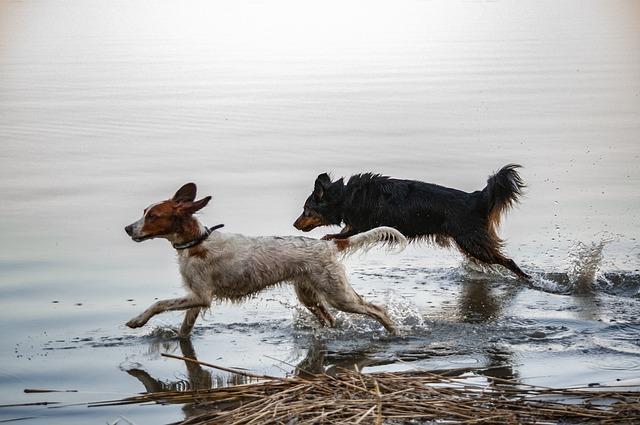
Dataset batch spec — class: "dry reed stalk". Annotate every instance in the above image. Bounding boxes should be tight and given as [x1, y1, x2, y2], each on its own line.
[87, 357, 640, 425]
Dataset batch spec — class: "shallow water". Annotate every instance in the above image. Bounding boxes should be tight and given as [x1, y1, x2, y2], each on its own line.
[1, 0, 639, 423]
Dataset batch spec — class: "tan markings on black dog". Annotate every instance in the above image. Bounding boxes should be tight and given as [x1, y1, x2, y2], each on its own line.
[294, 165, 529, 279]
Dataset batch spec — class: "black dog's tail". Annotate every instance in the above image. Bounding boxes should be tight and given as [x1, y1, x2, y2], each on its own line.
[478, 164, 525, 230]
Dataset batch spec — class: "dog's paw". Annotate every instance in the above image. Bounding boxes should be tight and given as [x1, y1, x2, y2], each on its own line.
[126, 317, 147, 328]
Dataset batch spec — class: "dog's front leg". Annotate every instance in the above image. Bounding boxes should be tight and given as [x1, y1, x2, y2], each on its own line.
[178, 307, 202, 338]
[126, 296, 208, 329]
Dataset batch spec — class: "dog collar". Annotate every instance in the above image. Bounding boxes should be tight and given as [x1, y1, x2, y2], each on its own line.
[173, 224, 224, 250]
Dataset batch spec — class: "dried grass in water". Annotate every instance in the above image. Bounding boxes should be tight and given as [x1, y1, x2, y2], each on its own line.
[90, 354, 640, 424]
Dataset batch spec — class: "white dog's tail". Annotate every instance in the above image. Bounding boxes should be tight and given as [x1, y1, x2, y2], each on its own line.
[333, 226, 407, 256]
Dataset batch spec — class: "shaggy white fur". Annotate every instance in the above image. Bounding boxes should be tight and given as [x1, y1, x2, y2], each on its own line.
[126, 215, 406, 337]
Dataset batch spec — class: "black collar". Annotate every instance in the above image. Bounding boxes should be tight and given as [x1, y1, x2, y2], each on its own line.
[173, 224, 224, 250]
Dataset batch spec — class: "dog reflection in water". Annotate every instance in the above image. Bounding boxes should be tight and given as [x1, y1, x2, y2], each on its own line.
[123, 338, 253, 419]
[124, 339, 226, 392]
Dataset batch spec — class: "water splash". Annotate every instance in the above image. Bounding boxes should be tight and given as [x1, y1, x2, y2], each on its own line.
[460, 259, 511, 280]
[525, 237, 638, 296]
[567, 240, 608, 294]
[385, 296, 428, 332]
[528, 273, 564, 293]
[290, 295, 426, 337]
[147, 326, 180, 339]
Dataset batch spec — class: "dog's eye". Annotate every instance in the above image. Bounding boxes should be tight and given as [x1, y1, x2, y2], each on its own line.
[147, 214, 157, 221]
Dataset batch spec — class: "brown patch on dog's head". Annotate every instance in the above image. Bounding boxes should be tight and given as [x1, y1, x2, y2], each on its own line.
[124, 183, 212, 242]
[136, 201, 178, 241]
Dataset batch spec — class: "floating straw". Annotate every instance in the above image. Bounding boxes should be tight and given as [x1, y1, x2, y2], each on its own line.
[84, 356, 640, 425]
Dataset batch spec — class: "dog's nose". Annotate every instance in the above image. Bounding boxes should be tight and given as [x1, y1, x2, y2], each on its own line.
[124, 224, 133, 236]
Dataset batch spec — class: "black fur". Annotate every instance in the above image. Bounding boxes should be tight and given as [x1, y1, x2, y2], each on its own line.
[294, 165, 529, 279]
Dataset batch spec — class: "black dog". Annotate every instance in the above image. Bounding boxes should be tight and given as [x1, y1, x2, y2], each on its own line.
[293, 165, 529, 279]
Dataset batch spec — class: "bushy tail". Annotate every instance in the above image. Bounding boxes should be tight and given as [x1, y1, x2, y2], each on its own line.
[334, 227, 407, 256]
[479, 164, 525, 229]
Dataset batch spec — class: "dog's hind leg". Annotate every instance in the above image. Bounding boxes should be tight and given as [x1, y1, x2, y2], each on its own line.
[179, 308, 202, 338]
[294, 283, 335, 327]
[455, 234, 530, 280]
[329, 291, 397, 335]
[317, 269, 397, 334]
[497, 257, 530, 280]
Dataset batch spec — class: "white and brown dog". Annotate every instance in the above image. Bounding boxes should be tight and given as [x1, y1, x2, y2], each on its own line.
[124, 183, 407, 337]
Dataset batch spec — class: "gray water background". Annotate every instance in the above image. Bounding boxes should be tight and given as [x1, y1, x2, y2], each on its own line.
[1, 0, 639, 423]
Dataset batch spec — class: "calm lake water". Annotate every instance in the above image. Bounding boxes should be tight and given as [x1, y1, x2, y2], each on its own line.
[1, 0, 639, 423]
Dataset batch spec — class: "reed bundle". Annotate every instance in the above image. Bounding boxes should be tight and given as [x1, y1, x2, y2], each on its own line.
[90, 354, 640, 424]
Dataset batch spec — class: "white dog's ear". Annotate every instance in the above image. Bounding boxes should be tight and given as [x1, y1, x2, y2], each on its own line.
[173, 183, 197, 203]
[178, 196, 211, 215]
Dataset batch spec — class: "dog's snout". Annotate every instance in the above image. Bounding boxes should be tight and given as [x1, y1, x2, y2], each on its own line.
[124, 224, 133, 236]
[293, 214, 318, 232]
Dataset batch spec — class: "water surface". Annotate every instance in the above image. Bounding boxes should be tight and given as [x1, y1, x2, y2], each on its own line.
[1, 0, 639, 423]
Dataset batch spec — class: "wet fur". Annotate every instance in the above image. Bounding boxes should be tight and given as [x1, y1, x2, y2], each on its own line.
[294, 164, 529, 279]
[124, 183, 407, 337]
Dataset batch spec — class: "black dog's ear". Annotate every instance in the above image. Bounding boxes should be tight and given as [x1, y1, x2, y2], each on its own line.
[314, 173, 331, 201]
[173, 183, 197, 203]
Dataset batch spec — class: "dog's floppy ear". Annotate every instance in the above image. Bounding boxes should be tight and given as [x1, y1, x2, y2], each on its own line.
[178, 196, 212, 215]
[313, 173, 331, 201]
[173, 183, 197, 203]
